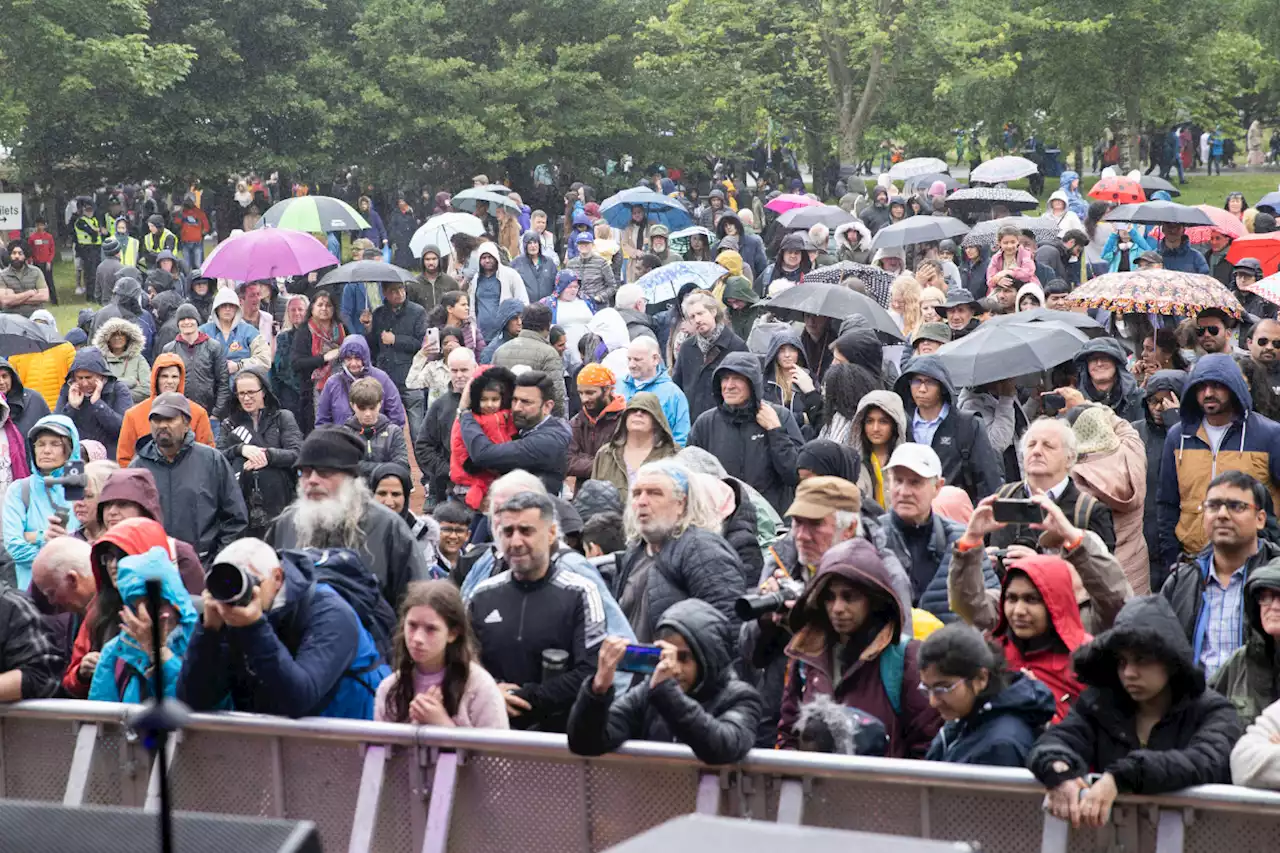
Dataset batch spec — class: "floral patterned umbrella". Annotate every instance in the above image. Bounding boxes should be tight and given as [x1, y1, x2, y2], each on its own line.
[1064, 270, 1243, 318]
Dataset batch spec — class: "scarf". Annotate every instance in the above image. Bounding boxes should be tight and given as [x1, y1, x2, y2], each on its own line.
[695, 323, 724, 355]
[0, 417, 29, 484]
[308, 319, 345, 392]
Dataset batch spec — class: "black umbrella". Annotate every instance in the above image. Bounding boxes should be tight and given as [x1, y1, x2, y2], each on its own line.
[985, 307, 1110, 338]
[763, 282, 904, 342]
[1103, 201, 1213, 226]
[317, 260, 418, 287]
[870, 216, 969, 250]
[0, 315, 61, 357]
[1139, 175, 1181, 197]
[934, 320, 1089, 387]
[961, 216, 1059, 248]
[804, 262, 893, 308]
[904, 173, 960, 193]
[945, 187, 1039, 214]
[776, 204, 855, 231]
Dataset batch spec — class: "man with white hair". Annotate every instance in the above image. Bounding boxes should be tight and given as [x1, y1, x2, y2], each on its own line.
[415, 346, 476, 506]
[989, 417, 1115, 553]
[267, 427, 429, 609]
[614, 459, 744, 641]
[614, 284, 657, 342]
[621, 336, 690, 446]
[178, 538, 389, 719]
[32, 538, 96, 617]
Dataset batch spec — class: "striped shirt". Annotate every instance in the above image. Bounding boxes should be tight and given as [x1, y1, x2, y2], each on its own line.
[1200, 566, 1246, 673]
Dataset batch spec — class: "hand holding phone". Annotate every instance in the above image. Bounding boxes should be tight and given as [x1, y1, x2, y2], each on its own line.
[993, 499, 1046, 526]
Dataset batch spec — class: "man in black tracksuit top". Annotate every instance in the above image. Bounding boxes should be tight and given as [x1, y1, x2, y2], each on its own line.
[469, 491, 605, 732]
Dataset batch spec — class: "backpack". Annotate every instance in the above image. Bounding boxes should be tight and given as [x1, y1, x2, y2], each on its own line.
[281, 548, 397, 663]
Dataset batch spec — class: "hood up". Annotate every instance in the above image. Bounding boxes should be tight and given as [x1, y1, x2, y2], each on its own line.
[338, 334, 372, 369]
[998, 555, 1089, 651]
[895, 354, 957, 405]
[1073, 595, 1204, 701]
[96, 468, 165, 526]
[711, 351, 765, 408]
[92, 318, 145, 360]
[611, 391, 676, 448]
[851, 389, 908, 448]
[654, 598, 736, 697]
[1179, 353, 1252, 427]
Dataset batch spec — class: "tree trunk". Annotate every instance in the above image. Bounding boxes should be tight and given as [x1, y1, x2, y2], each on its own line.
[1124, 89, 1143, 173]
[837, 42, 886, 163]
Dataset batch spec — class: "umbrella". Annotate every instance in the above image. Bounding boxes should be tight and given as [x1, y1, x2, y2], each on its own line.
[260, 196, 369, 232]
[945, 187, 1039, 213]
[409, 212, 486, 258]
[1245, 272, 1280, 306]
[451, 188, 519, 214]
[317, 260, 418, 288]
[765, 194, 820, 214]
[960, 216, 1059, 248]
[1087, 177, 1145, 204]
[1257, 191, 1280, 213]
[1139, 175, 1181, 197]
[934, 321, 1090, 387]
[888, 157, 948, 180]
[599, 187, 692, 230]
[202, 229, 338, 281]
[0, 315, 62, 357]
[870, 216, 969, 250]
[1226, 232, 1280, 276]
[970, 156, 1039, 184]
[763, 282, 904, 343]
[1183, 205, 1247, 243]
[985, 307, 1110, 339]
[634, 262, 726, 306]
[474, 184, 511, 195]
[1103, 201, 1213, 227]
[776, 205, 855, 231]
[668, 225, 714, 241]
[805, 262, 893, 308]
[1064, 270, 1243, 318]
[904, 173, 960, 193]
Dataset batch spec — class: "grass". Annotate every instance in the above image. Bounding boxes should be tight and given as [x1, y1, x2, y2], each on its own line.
[1007, 170, 1280, 209]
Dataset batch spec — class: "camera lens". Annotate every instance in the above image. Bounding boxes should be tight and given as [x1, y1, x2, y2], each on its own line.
[206, 563, 254, 607]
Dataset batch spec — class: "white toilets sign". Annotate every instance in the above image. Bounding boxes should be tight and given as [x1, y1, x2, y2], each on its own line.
[0, 195, 21, 231]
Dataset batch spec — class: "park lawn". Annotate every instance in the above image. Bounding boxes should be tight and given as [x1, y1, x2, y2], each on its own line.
[1010, 171, 1280, 208]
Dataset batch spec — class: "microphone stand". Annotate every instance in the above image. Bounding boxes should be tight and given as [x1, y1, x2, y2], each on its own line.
[133, 577, 185, 853]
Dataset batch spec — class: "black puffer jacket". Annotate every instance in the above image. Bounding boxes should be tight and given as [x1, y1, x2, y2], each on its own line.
[568, 599, 762, 765]
[720, 477, 763, 587]
[615, 527, 745, 641]
[1029, 596, 1241, 793]
[216, 366, 304, 534]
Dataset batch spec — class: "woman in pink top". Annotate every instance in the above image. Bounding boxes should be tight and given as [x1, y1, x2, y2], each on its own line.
[375, 580, 509, 728]
[985, 224, 1039, 294]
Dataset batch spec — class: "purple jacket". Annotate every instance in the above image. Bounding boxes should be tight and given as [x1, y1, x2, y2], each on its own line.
[314, 335, 406, 428]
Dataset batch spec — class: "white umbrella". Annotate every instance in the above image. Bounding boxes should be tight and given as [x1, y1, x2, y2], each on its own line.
[452, 188, 520, 213]
[409, 212, 485, 258]
[888, 157, 948, 180]
[970, 156, 1040, 184]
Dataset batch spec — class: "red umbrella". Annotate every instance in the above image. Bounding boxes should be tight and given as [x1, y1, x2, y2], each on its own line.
[1185, 205, 1247, 243]
[1226, 232, 1280, 276]
[1088, 176, 1145, 204]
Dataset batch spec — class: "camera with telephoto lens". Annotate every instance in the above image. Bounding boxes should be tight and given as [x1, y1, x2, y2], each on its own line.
[735, 577, 805, 620]
[205, 561, 259, 608]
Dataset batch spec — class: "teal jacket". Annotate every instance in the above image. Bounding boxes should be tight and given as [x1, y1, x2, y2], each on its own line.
[2, 414, 81, 589]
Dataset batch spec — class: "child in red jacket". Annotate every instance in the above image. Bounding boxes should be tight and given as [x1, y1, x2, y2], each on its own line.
[450, 365, 517, 509]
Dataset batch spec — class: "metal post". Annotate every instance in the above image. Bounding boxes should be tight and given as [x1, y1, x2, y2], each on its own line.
[63, 723, 100, 806]
[1040, 811, 1069, 853]
[695, 772, 720, 816]
[269, 737, 286, 818]
[420, 751, 459, 853]
[776, 778, 805, 825]
[143, 732, 179, 814]
[919, 787, 931, 839]
[348, 744, 387, 853]
[1155, 809, 1186, 853]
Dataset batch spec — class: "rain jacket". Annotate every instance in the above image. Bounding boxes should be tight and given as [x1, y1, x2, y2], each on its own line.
[761, 330, 824, 438]
[478, 299, 530, 366]
[885, 507, 998, 623]
[1070, 410, 1150, 594]
[568, 599, 762, 765]
[178, 549, 390, 719]
[1209, 563, 1280, 723]
[53, 348, 133, 456]
[217, 366, 303, 529]
[672, 324, 749, 423]
[466, 241, 529, 340]
[925, 674, 1056, 766]
[357, 200, 388, 247]
[848, 390, 906, 508]
[368, 293, 428, 389]
[511, 231, 559, 303]
[2, 414, 80, 589]
[490, 329, 568, 418]
[346, 412, 409, 480]
[721, 274, 763, 341]
[620, 363, 691, 448]
[87, 548, 197, 703]
[1158, 237, 1212, 275]
[0, 358, 50, 441]
[687, 352, 805, 515]
[1028, 596, 1241, 794]
[1074, 337, 1146, 423]
[162, 330, 231, 419]
[1157, 354, 1280, 564]
[590, 392, 678, 498]
[568, 392, 627, 481]
[92, 318, 150, 404]
[314, 335, 407, 428]
[1139, 370, 1186, 591]
[777, 538, 942, 756]
[199, 288, 270, 372]
[93, 471, 206, 591]
[1058, 170, 1089, 220]
[117, 353, 215, 467]
[718, 214, 768, 282]
[1101, 229, 1155, 273]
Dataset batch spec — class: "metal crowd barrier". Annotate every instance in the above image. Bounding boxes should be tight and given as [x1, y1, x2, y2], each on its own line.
[2, 699, 1279, 853]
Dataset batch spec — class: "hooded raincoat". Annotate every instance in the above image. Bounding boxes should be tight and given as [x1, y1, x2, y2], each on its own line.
[92, 318, 150, 404]
[1210, 563, 1280, 723]
[2, 414, 80, 589]
[467, 241, 529, 341]
[314, 335, 407, 428]
[117, 352, 215, 467]
[511, 231, 558, 303]
[761, 330, 824, 438]
[850, 390, 907, 508]
[53, 348, 133, 457]
[1070, 408, 1150, 594]
[925, 673, 1056, 766]
[590, 392, 678, 498]
[1074, 337, 1146, 423]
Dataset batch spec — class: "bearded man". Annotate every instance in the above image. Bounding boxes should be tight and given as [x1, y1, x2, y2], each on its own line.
[267, 427, 430, 609]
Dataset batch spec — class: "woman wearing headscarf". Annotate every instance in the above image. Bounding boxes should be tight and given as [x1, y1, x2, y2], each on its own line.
[796, 438, 861, 483]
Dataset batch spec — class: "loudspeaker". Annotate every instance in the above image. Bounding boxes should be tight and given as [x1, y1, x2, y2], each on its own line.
[0, 799, 322, 853]
[604, 814, 975, 853]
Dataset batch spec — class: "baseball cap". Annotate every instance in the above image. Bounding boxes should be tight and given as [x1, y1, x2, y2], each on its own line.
[884, 443, 942, 479]
[575, 231, 595, 244]
[149, 392, 192, 420]
[786, 476, 862, 520]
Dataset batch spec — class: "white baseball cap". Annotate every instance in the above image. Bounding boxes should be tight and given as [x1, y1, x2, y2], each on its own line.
[885, 443, 943, 479]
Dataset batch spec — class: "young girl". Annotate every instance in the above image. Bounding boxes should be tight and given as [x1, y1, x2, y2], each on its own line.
[985, 225, 1039, 293]
[449, 366, 517, 510]
[375, 580, 509, 727]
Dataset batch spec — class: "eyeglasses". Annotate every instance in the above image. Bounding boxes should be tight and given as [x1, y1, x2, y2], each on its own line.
[439, 525, 470, 537]
[909, 376, 936, 388]
[1201, 499, 1256, 515]
[236, 389, 263, 398]
[1256, 338, 1280, 349]
[918, 680, 966, 699]
[1196, 325, 1222, 337]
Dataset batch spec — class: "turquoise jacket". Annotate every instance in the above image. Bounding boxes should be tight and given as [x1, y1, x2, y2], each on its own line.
[2, 414, 81, 589]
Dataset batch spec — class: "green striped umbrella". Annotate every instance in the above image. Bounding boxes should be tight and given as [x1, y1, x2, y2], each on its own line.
[260, 196, 369, 232]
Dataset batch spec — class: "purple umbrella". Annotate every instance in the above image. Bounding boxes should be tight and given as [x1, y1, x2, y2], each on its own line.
[202, 229, 339, 281]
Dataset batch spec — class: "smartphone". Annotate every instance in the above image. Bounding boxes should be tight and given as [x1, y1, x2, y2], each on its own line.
[617, 644, 663, 675]
[425, 327, 440, 350]
[993, 499, 1046, 526]
[52, 508, 70, 528]
[1042, 392, 1066, 416]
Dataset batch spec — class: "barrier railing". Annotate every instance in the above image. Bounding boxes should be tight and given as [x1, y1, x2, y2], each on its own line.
[2, 699, 1278, 853]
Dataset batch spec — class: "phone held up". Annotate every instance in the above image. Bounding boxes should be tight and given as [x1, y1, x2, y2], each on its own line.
[617, 644, 663, 675]
[992, 498, 1046, 526]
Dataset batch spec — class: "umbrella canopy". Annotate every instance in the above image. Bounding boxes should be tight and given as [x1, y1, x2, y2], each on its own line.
[202, 229, 338, 281]
[764, 194, 819, 214]
[1183, 205, 1248, 243]
[888, 157, 948, 180]
[474, 184, 511, 195]
[451, 188, 519, 214]
[260, 196, 369, 233]
[776, 204, 855, 231]
[763, 282, 904, 342]
[1103, 201, 1213, 227]
[668, 225, 714, 241]
[970, 156, 1039, 184]
[1139, 175, 1181, 197]
[1257, 191, 1280, 213]
[804, 262, 893, 308]
[1245, 272, 1280, 307]
[904, 173, 960, 193]
[870, 216, 969, 250]
[960, 216, 1059, 248]
[634, 262, 726, 306]
[1087, 177, 1145, 204]
[317, 260, 418, 288]
[0, 314, 62, 357]
[409, 212, 486, 258]
[945, 187, 1039, 213]
[985, 307, 1110, 339]
[599, 187, 692, 230]
[934, 320, 1090, 387]
[1226, 232, 1280, 276]
[1065, 270, 1243, 318]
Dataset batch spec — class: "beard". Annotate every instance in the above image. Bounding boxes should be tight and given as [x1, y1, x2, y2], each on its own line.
[292, 476, 369, 550]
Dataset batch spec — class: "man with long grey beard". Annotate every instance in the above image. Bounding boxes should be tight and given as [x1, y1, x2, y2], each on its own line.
[267, 427, 430, 610]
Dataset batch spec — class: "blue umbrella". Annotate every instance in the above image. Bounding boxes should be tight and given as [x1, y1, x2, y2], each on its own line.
[1258, 191, 1280, 213]
[635, 262, 726, 305]
[600, 187, 693, 230]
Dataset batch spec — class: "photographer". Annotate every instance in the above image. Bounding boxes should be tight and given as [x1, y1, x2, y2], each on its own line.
[177, 538, 390, 719]
[567, 600, 761, 765]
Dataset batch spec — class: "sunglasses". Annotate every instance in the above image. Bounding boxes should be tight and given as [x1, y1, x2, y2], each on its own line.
[1257, 338, 1280, 349]
[1196, 325, 1222, 337]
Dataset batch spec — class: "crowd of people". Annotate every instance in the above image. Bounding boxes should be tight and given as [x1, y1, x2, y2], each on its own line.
[4, 166, 1280, 830]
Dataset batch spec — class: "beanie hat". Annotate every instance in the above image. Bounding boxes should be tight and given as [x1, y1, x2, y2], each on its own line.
[65, 328, 88, 347]
[294, 427, 365, 475]
[576, 363, 616, 388]
[102, 237, 121, 257]
[175, 303, 201, 324]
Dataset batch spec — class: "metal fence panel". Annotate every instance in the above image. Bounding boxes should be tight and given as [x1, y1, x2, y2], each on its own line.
[3, 718, 76, 802]
[170, 729, 278, 817]
[584, 761, 701, 850]
[447, 754, 588, 853]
